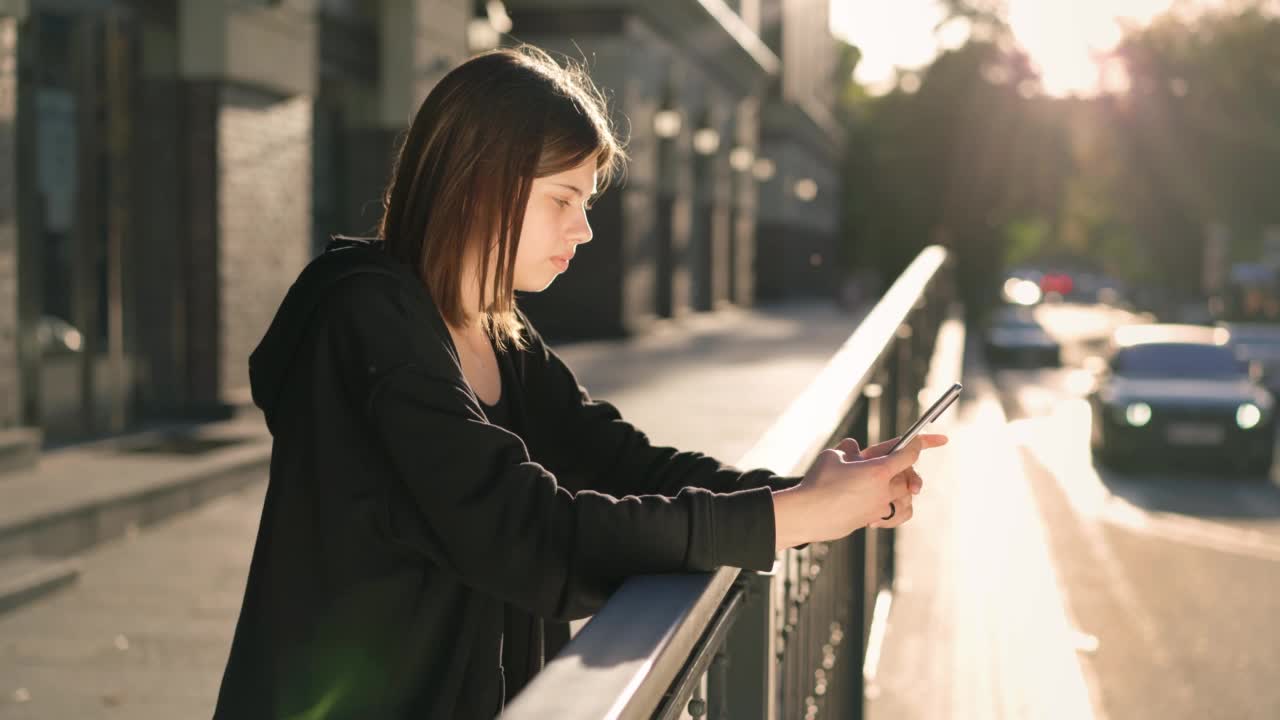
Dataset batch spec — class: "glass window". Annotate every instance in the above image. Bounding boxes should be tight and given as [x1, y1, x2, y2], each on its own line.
[1112, 343, 1248, 378]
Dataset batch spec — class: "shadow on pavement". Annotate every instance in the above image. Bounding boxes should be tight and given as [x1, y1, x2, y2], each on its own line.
[990, 359, 1280, 521]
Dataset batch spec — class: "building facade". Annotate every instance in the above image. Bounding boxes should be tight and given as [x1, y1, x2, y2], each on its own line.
[4, 0, 468, 452]
[501, 0, 781, 338]
[1, 0, 842, 453]
[755, 0, 843, 301]
[502, 0, 844, 337]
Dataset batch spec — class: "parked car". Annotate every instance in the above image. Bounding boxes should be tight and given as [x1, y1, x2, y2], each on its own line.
[984, 305, 1061, 367]
[1219, 322, 1280, 397]
[1088, 324, 1275, 474]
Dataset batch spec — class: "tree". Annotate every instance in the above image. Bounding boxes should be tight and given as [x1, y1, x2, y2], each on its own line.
[1105, 2, 1280, 292]
[837, 19, 1075, 315]
[837, 0, 1280, 310]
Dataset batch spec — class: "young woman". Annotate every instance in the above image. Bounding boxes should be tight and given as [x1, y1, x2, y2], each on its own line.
[213, 45, 946, 719]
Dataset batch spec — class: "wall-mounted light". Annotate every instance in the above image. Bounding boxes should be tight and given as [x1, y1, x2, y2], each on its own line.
[653, 109, 682, 139]
[467, 19, 499, 51]
[486, 0, 513, 32]
[467, 1, 511, 52]
[751, 157, 776, 181]
[692, 128, 721, 156]
[794, 178, 818, 202]
[728, 146, 754, 172]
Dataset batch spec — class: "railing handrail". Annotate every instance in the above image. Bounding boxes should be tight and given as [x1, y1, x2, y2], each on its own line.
[503, 246, 950, 719]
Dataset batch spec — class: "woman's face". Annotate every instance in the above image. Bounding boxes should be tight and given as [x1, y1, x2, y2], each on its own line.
[511, 159, 597, 292]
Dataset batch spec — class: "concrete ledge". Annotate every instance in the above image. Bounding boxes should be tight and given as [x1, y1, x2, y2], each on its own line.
[0, 427, 41, 476]
[0, 423, 271, 565]
[0, 556, 80, 615]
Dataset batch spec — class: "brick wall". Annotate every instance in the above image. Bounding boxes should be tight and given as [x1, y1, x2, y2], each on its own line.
[217, 83, 312, 402]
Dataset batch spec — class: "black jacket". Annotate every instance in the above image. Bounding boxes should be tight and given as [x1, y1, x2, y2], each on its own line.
[213, 239, 801, 719]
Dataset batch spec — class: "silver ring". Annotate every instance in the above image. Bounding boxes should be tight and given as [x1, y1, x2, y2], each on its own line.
[881, 501, 896, 521]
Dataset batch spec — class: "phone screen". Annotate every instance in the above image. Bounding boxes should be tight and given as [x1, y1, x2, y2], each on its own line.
[889, 382, 963, 454]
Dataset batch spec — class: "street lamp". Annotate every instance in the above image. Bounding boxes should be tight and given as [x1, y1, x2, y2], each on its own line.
[468, 0, 511, 52]
[692, 127, 720, 156]
[467, 19, 498, 51]
[751, 157, 776, 181]
[794, 178, 818, 202]
[653, 109, 682, 139]
[728, 146, 754, 172]
[486, 1, 512, 31]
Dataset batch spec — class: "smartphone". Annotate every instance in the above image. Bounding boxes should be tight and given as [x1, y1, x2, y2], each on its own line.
[888, 382, 963, 454]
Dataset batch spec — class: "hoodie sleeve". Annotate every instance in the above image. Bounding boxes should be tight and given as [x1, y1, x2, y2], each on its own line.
[514, 311, 804, 499]
[322, 276, 778, 621]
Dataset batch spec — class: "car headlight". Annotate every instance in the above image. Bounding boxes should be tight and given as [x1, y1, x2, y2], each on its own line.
[1236, 403, 1263, 430]
[1124, 402, 1152, 427]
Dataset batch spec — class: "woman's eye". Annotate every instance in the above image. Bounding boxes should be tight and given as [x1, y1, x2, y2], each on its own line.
[553, 198, 571, 208]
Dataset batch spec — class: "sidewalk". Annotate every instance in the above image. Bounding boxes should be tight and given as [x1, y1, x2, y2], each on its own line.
[0, 299, 868, 720]
[0, 414, 272, 565]
[866, 316, 1099, 720]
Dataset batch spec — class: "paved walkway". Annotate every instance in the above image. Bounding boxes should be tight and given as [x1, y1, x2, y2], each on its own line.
[866, 314, 1099, 720]
[0, 299, 867, 719]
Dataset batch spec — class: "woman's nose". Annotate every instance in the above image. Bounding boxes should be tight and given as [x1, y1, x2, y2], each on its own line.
[571, 211, 593, 245]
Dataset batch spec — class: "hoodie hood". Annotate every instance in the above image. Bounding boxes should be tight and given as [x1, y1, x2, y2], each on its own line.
[249, 238, 421, 433]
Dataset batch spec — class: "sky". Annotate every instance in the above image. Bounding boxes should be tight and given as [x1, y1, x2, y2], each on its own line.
[829, 0, 1210, 97]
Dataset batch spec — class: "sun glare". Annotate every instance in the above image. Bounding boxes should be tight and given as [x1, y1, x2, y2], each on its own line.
[831, 0, 1223, 97]
[1007, 0, 1177, 96]
[838, 0, 953, 96]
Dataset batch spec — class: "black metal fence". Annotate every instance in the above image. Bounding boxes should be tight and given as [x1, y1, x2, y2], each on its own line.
[505, 246, 955, 720]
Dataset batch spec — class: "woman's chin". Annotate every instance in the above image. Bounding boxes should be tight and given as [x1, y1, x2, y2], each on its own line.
[514, 276, 558, 293]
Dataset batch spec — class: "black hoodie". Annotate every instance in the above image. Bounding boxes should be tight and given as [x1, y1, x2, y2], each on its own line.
[213, 238, 801, 719]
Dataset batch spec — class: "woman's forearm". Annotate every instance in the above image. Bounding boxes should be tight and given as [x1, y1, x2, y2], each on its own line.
[772, 487, 813, 552]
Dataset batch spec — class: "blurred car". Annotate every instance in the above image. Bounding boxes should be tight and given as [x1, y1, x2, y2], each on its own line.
[1171, 300, 1216, 325]
[1219, 322, 1280, 397]
[984, 305, 1061, 367]
[1039, 271, 1074, 302]
[1088, 324, 1275, 474]
[1001, 276, 1043, 306]
[1072, 272, 1129, 307]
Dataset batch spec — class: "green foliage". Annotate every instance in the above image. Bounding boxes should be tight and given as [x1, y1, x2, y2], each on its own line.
[1105, 2, 1280, 292]
[838, 25, 1068, 311]
[837, 1, 1280, 307]
[1003, 217, 1051, 267]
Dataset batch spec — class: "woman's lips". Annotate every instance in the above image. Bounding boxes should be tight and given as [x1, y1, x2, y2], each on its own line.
[551, 256, 571, 272]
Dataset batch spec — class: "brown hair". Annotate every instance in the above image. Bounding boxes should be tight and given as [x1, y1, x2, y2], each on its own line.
[378, 44, 627, 353]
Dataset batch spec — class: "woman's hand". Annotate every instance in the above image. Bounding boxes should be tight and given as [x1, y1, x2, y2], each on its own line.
[772, 433, 948, 551]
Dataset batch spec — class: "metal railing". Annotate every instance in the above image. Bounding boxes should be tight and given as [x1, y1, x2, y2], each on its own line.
[504, 246, 954, 720]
